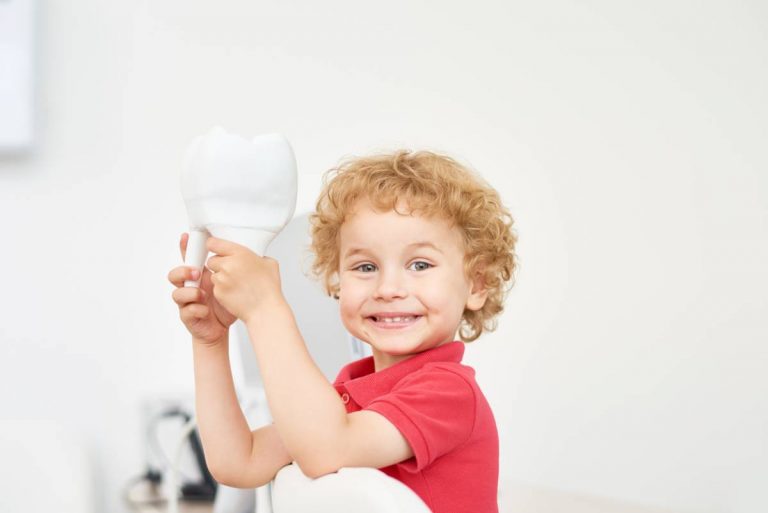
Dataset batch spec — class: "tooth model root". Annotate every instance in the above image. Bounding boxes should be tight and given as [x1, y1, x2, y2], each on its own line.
[184, 228, 210, 288]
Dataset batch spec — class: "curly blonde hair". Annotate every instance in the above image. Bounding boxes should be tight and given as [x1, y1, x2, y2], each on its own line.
[308, 149, 518, 342]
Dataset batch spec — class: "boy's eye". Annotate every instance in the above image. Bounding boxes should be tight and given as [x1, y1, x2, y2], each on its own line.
[352, 262, 432, 272]
[409, 261, 433, 271]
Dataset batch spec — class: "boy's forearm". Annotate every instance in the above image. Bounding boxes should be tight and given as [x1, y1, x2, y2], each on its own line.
[191, 335, 251, 479]
[192, 334, 291, 485]
[245, 299, 349, 477]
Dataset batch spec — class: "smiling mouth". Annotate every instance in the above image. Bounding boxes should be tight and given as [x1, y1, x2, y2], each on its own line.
[367, 315, 423, 329]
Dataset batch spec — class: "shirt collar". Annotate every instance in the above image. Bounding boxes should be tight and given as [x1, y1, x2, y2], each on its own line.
[334, 341, 465, 407]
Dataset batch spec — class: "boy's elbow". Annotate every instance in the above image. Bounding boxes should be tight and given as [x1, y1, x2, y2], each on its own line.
[207, 465, 240, 488]
[208, 464, 272, 489]
[208, 465, 233, 487]
[295, 455, 341, 480]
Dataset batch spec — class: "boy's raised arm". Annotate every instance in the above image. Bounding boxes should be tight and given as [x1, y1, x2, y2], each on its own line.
[197, 236, 414, 477]
[243, 299, 413, 478]
[192, 334, 293, 488]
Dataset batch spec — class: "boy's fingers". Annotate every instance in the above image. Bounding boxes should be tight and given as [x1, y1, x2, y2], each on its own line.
[172, 286, 205, 306]
[206, 236, 249, 256]
[168, 265, 201, 287]
[206, 255, 219, 272]
[181, 304, 208, 322]
[167, 269, 181, 287]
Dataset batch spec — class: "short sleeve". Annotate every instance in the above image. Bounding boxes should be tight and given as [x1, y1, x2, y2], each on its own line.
[365, 365, 477, 472]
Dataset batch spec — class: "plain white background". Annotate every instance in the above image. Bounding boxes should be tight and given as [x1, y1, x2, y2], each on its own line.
[0, 1, 766, 512]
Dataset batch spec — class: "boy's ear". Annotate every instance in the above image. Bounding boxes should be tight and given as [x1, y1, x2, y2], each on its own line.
[465, 270, 488, 311]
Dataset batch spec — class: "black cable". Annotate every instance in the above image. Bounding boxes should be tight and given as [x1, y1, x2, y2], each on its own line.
[125, 405, 220, 508]
[175, 410, 218, 501]
[145, 407, 200, 483]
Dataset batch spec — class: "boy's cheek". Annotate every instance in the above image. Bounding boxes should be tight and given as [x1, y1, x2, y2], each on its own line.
[337, 297, 356, 319]
[337, 306, 363, 338]
[338, 295, 365, 322]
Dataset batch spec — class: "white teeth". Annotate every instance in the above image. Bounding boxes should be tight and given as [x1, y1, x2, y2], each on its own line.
[377, 316, 417, 323]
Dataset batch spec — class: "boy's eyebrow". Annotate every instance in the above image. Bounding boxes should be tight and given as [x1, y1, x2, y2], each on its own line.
[406, 241, 444, 253]
[343, 241, 443, 259]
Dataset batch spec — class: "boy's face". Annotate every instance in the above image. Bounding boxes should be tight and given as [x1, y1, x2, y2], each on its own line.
[337, 199, 487, 370]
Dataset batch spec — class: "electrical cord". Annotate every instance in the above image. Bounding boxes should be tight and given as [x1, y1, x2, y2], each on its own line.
[147, 407, 200, 483]
[166, 414, 200, 513]
[125, 396, 266, 511]
[123, 406, 215, 511]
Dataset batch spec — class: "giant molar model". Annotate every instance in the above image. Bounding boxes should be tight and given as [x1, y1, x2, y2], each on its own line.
[180, 126, 298, 287]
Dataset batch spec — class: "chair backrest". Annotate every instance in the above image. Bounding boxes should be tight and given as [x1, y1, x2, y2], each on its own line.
[271, 463, 431, 513]
[231, 212, 369, 397]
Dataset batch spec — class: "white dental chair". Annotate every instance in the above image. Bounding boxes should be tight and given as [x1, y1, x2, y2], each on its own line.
[271, 463, 430, 513]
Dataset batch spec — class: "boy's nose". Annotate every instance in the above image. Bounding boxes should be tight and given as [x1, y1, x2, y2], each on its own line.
[374, 270, 408, 300]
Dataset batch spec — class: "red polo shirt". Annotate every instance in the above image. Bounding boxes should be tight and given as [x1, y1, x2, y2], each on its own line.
[333, 341, 499, 513]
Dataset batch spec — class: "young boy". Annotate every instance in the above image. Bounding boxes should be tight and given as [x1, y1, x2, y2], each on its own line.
[168, 149, 517, 512]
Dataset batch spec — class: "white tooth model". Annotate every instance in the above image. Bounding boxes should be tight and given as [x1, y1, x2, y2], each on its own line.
[180, 126, 298, 287]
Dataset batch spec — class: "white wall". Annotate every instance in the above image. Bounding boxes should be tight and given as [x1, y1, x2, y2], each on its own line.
[0, 1, 765, 512]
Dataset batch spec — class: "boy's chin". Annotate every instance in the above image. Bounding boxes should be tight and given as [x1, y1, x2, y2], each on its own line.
[368, 337, 443, 357]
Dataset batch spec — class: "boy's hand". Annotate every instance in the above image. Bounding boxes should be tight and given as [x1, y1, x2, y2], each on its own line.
[205, 237, 285, 325]
[168, 233, 237, 345]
